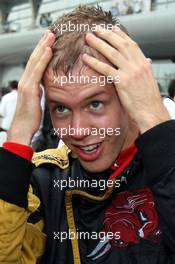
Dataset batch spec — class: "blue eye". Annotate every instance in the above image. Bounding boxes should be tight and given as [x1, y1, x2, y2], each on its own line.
[90, 101, 103, 110]
[56, 105, 69, 113]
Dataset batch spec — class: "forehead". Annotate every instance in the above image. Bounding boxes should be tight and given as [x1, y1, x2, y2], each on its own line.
[43, 66, 115, 100]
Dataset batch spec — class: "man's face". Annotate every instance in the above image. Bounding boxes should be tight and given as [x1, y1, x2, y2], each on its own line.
[44, 67, 129, 173]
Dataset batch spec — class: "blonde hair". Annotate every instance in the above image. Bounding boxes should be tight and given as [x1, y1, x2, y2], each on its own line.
[49, 5, 128, 75]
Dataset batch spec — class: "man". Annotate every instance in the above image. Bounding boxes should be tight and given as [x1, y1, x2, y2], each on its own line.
[0, 5, 175, 264]
[158, 81, 175, 119]
[168, 79, 175, 101]
[0, 81, 18, 146]
[0, 80, 18, 132]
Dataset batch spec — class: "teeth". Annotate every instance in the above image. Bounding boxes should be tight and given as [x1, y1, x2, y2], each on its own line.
[81, 144, 99, 152]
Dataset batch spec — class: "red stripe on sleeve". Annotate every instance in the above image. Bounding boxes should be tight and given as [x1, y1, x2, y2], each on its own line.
[3, 142, 34, 161]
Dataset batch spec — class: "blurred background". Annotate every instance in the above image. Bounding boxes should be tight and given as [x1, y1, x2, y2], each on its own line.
[0, 0, 175, 93]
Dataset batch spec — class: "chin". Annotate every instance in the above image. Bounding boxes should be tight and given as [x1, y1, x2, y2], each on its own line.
[79, 159, 112, 173]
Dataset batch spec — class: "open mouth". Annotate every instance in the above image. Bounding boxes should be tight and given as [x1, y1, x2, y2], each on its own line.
[79, 143, 101, 153]
[73, 142, 103, 161]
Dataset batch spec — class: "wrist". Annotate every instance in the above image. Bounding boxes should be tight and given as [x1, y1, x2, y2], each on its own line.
[3, 141, 33, 161]
[7, 126, 33, 146]
[137, 111, 170, 134]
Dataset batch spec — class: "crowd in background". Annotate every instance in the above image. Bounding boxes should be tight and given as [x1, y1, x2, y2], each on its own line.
[1, 12, 53, 34]
[0, 0, 155, 34]
[110, 0, 153, 16]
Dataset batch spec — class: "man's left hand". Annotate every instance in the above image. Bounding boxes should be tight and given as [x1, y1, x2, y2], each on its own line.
[82, 25, 170, 133]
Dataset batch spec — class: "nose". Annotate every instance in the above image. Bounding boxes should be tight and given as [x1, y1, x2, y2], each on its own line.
[70, 112, 90, 140]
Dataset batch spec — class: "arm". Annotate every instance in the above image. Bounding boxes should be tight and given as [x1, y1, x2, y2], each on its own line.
[0, 29, 55, 263]
[82, 25, 175, 251]
[0, 146, 46, 263]
[135, 120, 175, 252]
[8, 30, 55, 145]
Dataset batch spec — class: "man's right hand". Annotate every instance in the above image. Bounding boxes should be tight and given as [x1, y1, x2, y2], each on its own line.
[7, 30, 55, 145]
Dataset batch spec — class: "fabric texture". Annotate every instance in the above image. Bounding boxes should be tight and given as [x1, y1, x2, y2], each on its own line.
[0, 120, 175, 263]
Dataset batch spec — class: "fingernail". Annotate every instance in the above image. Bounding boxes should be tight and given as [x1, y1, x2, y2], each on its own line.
[112, 26, 120, 32]
[45, 30, 50, 36]
[95, 25, 100, 31]
[86, 32, 94, 38]
[82, 53, 91, 61]
[95, 25, 106, 34]
[47, 32, 55, 39]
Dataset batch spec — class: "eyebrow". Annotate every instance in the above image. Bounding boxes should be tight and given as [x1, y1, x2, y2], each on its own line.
[48, 90, 108, 104]
[84, 91, 109, 101]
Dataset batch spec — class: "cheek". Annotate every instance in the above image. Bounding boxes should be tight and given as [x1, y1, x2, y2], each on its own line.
[96, 106, 125, 129]
[50, 110, 70, 127]
[50, 114, 58, 130]
[50, 115, 70, 139]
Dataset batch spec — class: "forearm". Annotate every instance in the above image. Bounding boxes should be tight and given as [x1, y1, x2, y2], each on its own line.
[135, 120, 175, 178]
[0, 146, 34, 208]
[0, 145, 45, 262]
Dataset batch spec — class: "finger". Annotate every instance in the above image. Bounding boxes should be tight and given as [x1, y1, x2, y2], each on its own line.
[95, 27, 131, 60]
[30, 32, 55, 64]
[95, 26, 145, 62]
[146, 58, 152, 64]
[112, 25, 131, 40]
[113, 26, 146, 62]
[85, 33, 126, 69]
[82, 53, 120, 84]
[30, 47, 53, 84]
[24, 32, 55, 78]
[37, 30, 50, 46]
[29, 30, 51, 64]
[96, 25, 129, 40]
[42, 29, 51, 40]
